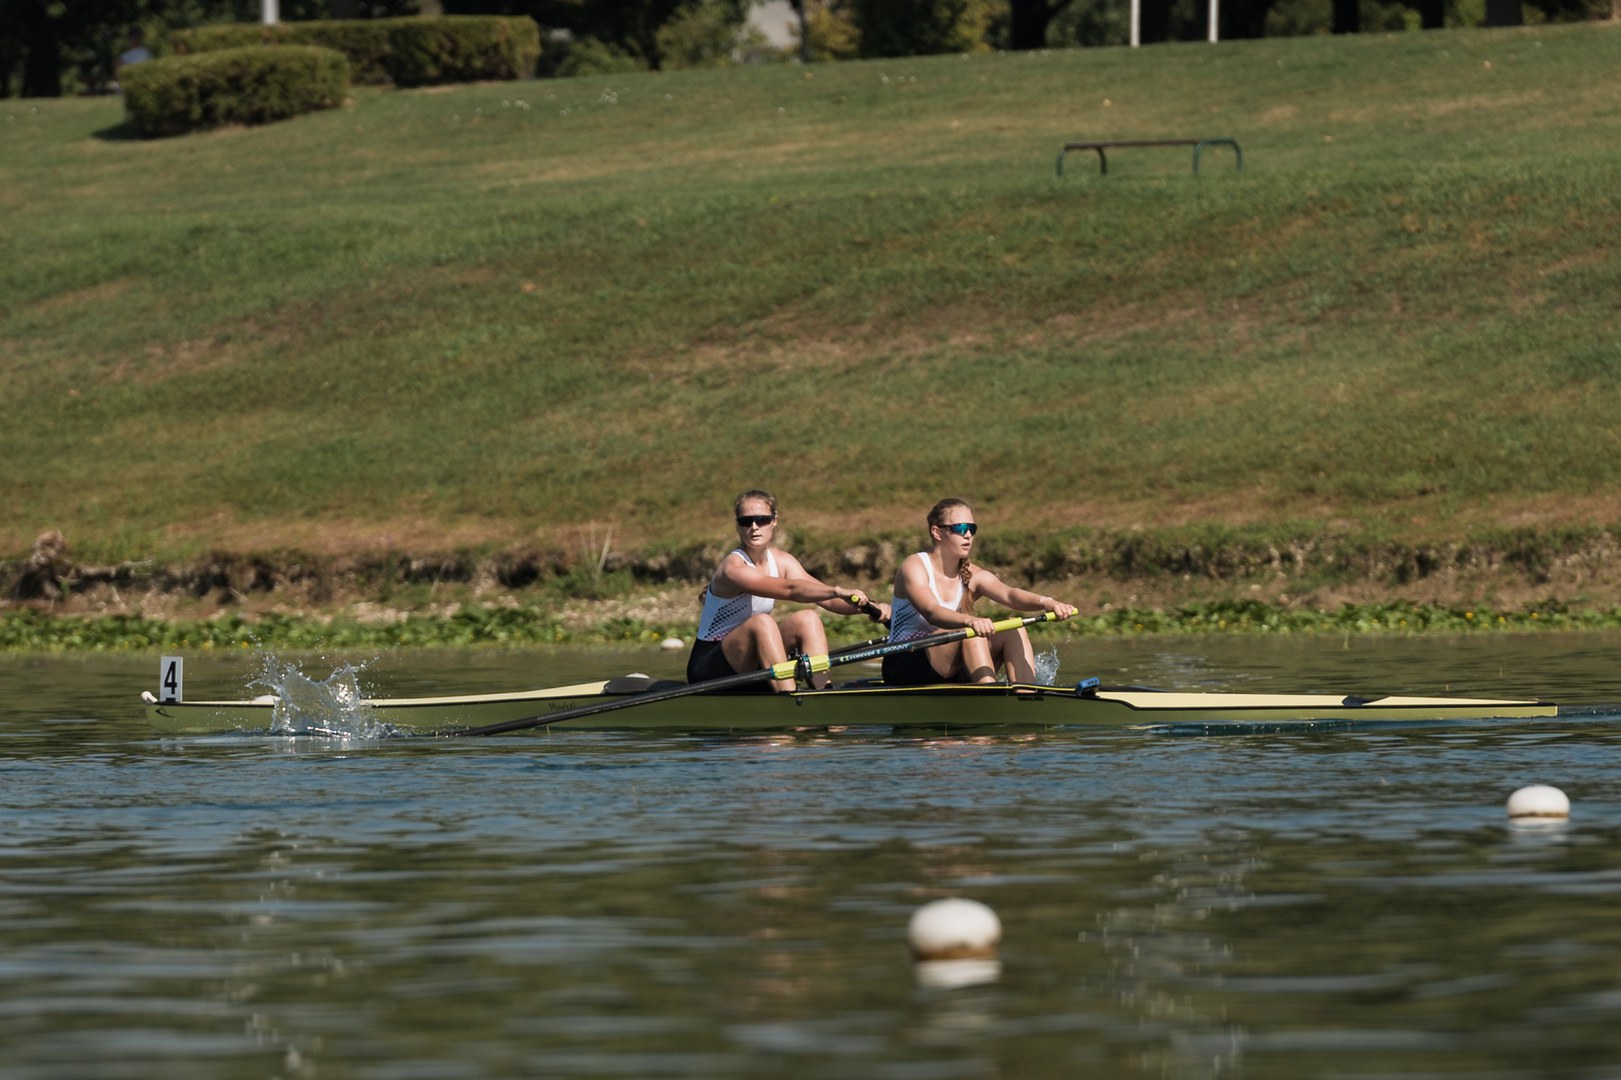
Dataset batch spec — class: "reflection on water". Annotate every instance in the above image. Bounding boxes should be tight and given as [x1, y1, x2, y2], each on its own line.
[0, 636, 1619, 1077]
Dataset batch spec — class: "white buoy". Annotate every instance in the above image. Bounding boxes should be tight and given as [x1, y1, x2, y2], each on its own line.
[908, 897, 1001, 961]
[659, 637, 684, 651]
[1507, 784, 1570, 820]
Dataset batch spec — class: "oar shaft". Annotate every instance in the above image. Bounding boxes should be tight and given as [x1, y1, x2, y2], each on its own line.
[456, 655, 799, 737]
[826, 635, 888, 660]
[823, 612, 1052, 669]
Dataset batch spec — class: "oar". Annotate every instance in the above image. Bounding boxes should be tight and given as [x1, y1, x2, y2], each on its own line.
[450, 612, 1058, 737]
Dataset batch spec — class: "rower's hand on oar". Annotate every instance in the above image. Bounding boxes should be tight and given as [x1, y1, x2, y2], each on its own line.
[843, 591, 886, 622]
[1041, 598, 1078, 620]
[967, 616, 999, 637]
[859, 599, 891, 625]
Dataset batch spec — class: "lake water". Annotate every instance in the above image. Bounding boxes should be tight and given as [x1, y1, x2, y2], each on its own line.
[3, 634, 1621, 1078]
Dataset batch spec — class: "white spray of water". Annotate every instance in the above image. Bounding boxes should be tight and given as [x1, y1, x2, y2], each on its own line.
[250, 654, 389, 738]
[1033, 647, 1061, 686]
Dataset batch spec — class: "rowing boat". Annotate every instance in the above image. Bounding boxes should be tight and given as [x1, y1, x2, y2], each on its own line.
[142, 675, 1557, 737]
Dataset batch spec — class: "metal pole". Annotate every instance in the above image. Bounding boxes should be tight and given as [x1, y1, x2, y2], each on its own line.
[1209, 0, 1219, 41]
[1131, 0, 1141, 47]
[262, 0, 279, 24]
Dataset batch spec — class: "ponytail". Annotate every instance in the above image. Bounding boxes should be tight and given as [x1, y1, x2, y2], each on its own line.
[957, 559, 976, 615]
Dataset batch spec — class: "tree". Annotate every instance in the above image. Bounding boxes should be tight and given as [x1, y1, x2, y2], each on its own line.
[797, 0, 859, 58]
[11, 0, 65, 97]
[656, 0, 761, 67]
[1006, 0, 1074, 48]
[1045, 0, 1128, 46]
[846, 0, 994, 56]
[1137, 0, 1170, 42]
[785, 0, 807, 60]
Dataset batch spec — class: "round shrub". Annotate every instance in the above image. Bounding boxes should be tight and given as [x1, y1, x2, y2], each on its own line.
[121, 45, 349, 138]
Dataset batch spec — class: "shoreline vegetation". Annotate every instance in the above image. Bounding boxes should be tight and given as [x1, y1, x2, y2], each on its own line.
[7, 525, 1621, 651]
[6, 598, 1619, 654]
[8, 24, 1621, 654]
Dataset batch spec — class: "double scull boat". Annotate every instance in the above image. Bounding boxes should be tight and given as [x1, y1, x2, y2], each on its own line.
[143, 674, 1556, 736]
[139, 615, 1557, 737]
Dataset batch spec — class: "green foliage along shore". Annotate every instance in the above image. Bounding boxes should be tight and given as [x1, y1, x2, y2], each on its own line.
[2, 600, 1618, 653]
[4, 24, 1621, 619]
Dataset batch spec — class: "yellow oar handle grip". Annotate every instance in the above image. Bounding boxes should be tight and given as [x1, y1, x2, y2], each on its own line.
[965, 612, 1054, 639]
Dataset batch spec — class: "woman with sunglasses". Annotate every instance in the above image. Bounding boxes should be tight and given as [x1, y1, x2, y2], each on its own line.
[688, 489, 884, 692]
[883, 497, 1077, 687]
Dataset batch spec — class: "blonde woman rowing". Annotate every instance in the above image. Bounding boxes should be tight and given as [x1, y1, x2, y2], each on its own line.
[883, 497, 1077, 686]
[688, 489, 886, 692]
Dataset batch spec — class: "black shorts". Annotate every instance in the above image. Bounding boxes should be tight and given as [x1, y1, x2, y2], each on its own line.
[686, 638, 773, 693]
[881, 647, 954, 687]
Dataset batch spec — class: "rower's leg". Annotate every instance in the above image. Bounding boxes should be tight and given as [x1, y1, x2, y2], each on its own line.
[991, 627, 1038, 684]
[723, 612, 795, 692]
[779, 609, 832, 688]
[957, 636, 999, 683]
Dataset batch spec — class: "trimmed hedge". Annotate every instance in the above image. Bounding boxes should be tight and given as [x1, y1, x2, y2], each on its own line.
[121, 45, 349, 138]
[173, 16, 540, 87]
[178, 21, 394, 84]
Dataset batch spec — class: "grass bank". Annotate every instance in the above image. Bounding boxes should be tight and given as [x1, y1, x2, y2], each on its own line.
[4, 24, 1621, 634]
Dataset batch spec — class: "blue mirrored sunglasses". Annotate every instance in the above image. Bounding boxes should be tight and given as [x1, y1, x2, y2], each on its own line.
[941, 522, 978, 537]
[736, 514, 776, 528]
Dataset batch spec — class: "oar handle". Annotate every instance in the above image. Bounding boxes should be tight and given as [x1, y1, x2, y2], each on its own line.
[854, 597, 889, 625]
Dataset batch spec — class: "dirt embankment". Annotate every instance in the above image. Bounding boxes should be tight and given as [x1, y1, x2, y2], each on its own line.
[9, 527, 1621, 628]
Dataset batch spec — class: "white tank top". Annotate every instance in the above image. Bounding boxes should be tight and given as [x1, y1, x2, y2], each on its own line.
[887, 552, 965, 643]
[696, 549, 780, 641]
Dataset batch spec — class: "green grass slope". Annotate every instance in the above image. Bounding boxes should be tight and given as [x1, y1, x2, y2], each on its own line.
[4, 24, 1619, 566]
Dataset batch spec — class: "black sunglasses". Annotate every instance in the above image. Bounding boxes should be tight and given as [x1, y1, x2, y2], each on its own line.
[736, 514, 776, 528]
[940, 522, 978, 537]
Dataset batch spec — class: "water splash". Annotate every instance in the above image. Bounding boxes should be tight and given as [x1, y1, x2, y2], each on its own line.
[249, 655, 390, 738]
[1034, 647, 1061, 686]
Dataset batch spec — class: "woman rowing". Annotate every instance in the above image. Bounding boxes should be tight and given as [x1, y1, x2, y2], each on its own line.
[883, 497, 1077, 687]
[688, 489, 886, 692]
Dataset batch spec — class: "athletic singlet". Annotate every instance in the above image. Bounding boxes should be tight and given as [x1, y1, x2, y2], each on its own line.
[696, 549, 780, 641]
[887, 552, 965, 643]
